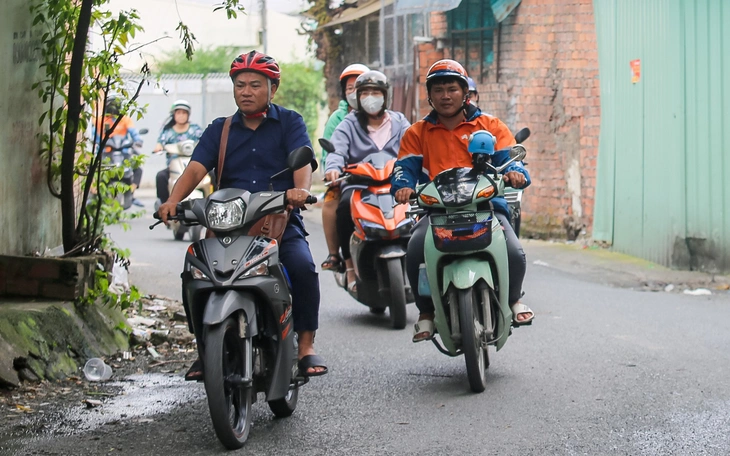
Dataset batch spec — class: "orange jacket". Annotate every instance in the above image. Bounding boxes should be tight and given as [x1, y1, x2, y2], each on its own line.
[391, 105, 529, 215]
[94, 115, 141, 142]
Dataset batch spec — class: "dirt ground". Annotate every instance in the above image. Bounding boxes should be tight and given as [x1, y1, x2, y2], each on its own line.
[0, 295, 198, 443]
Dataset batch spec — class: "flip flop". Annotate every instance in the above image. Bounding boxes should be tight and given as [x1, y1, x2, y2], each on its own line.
[297, 354, 328, 377]
[412, 319, 434, 343]
[321, 254, 343, 271]
[510, 302, 534, 326]
[184, 358, 203, 381]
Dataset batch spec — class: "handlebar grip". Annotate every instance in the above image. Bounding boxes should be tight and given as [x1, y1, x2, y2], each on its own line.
[305, 195, 318, 204]
[153, 211, 161, 220]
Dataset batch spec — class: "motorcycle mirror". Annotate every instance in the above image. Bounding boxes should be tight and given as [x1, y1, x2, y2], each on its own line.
[318, 138, 336, 154]
[510, 144, 527, 162]
[514, 127, 530, 144]
[287, 146, 315, 171]
[138, 128, 149, 135]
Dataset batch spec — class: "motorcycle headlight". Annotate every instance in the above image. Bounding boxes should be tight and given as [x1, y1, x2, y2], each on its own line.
[436, 181, 477, 205]
[190, 265, 209, 280]
[237, 260, 269, 280]
[395, 218, 414, 236]
[206, 198, 245, 230]
[358, 219, 390, 239]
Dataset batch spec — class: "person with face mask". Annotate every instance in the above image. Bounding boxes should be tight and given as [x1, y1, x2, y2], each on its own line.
[324, 70, 411, 293]
[320, 63, 370, 273]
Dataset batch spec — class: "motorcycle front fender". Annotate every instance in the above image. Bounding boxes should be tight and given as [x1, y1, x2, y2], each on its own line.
[376, 244, 407, 259]
[203, 290, 259, 337]
[441, 257, 495, 291]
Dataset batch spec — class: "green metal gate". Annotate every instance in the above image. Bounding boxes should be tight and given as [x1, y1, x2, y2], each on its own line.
[593, 0, 730, 272]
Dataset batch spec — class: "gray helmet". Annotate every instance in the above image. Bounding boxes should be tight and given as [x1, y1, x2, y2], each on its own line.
[355, 70, 391, 111]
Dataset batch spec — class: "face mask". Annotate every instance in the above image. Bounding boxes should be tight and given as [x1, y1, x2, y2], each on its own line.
[346, 92, 358, 110]
[360, 95, 385, 115]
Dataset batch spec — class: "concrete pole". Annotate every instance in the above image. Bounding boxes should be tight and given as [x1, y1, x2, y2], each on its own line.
[261, 0, 268, 54]
[379, 0, 385, 70]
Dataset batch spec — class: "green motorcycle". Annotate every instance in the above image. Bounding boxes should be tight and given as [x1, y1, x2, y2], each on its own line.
[412, 129, 529, 393]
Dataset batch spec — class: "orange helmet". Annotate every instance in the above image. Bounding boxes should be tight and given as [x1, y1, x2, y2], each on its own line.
[340, 63, 370, 100]
[340, 63, 370, 81]
[426, 59, 469, 91]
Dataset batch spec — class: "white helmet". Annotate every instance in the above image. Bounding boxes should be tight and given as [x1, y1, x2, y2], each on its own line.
[171, 99, 191, 114]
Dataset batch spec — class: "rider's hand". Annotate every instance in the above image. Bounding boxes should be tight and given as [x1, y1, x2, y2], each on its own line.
[286, 188, 310, 211]
[395, 188, 416, 204]
[325, 170, 341, 186]
[158, 201, 178, 225]
[153, 144, 164, 154]
[504, 171, 526, 189]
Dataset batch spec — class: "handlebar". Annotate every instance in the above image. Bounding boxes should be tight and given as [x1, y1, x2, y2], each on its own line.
[150, 196, 318, 230]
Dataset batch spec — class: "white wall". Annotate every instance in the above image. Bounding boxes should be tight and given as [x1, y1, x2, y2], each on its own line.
[0, 0, 62, 255]
[102, 0, 312, 71]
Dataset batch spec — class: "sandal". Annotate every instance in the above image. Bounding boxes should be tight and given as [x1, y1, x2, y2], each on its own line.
[346, 268, 357, 294]
[412, 318, 434, 343]
[298, 354, 328, 377]
[184, 358, 203, 381]
[510, 302, 534, 326]
[321, 254, 343, 271]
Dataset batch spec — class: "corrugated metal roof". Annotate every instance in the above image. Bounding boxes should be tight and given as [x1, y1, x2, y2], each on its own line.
[321, 0, 394, 28]
[490, 0, 521, 22]
[394, 0, 462, 14]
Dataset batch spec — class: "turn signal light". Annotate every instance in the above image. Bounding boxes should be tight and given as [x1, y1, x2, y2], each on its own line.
[419, 194, 439, 205]
[477, 186, 495, 199]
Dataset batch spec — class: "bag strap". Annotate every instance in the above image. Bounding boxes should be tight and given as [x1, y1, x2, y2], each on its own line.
[216, 116, 234, 187]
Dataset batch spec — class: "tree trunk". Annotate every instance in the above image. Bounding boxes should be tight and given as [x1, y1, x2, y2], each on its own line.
[61, 0, 93, 253]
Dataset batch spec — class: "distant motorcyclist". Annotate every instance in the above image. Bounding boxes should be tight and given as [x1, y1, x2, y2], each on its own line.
[466, 76, 479, 108]
[324, 70, 410, 293]
[320, 63, 370, 273]
[152, 100, 205, 205]
[391, 59, 534, 342]
[94, 96, 145, 207]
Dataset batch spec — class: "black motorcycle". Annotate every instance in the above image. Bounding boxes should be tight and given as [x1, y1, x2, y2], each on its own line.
[151, 146, 317, 450]
[102, 129, 147, 209]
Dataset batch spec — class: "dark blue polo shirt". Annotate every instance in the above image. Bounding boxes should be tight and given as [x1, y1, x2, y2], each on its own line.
[191, 104, 313, 193]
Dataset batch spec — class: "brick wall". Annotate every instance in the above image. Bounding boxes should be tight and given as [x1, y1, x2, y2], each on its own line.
[417, 1, 600, 239]
[0, 254, 109, 301]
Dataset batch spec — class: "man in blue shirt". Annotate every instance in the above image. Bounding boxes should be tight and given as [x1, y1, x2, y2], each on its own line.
[158, 50, 327, 379]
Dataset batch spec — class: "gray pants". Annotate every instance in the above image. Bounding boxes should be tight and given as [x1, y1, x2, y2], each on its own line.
[406, 212, 526, 314]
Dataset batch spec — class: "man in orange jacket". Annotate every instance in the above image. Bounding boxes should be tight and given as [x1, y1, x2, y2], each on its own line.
[392, 59, 534, 342]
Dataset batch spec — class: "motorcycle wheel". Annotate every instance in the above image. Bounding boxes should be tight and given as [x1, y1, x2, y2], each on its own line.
[458, 287, 489, 393]
[512, 211, 522, 238]
[122, 190, 133, 210]
[203, 317, 253, 449]
[190, 226, 203, 242]
[268, 384, 299, 417]
[173, 225, 186, 241]
[386, 258, 407, 330]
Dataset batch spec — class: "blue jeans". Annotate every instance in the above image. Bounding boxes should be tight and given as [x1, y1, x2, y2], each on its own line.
[280, 221, 320, 331]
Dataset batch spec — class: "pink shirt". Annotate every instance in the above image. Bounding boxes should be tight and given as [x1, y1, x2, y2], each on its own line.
[367, 112, 392, 150]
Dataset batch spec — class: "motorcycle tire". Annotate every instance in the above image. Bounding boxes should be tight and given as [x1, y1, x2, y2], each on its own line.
[386, 258, 407, 330]
[203, 317, 253, 450]
[173, 225, 187, 241]
[190, 226, 203, 243]
[122, 190, 133, 210]
[512, 211, 522, 238]
[458, 287, 489, 393]
[268, 383, 299, 417]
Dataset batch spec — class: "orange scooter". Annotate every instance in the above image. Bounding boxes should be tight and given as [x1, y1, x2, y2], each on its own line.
[320, 139, 414, 329]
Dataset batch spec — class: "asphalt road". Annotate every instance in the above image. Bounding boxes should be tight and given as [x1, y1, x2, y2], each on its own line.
[7, 192, 730, 455]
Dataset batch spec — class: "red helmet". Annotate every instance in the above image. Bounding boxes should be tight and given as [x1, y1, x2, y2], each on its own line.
[426, 59, 469, 91]
[230, 50, 281, 85]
